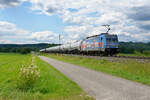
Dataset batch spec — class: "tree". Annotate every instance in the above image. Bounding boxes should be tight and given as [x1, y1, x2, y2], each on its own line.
[20, 48, 31, 54]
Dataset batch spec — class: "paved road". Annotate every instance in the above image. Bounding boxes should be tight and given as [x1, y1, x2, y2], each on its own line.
[39, 56, 150, 100]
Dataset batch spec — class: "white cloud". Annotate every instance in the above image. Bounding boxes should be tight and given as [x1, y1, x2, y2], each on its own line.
[1, 0, 150, 43]
[0, 40, 12, 44]
[29, 31, 58, 43]
[0, 21, 31, 44]
[28, 0, 150, 42]
[0, 0, 27, 8]
[0, 21, 29, 36]
[0, 21, 59, 44]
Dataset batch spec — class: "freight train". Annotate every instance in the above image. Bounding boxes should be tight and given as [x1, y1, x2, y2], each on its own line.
[40, 25, 119, 56]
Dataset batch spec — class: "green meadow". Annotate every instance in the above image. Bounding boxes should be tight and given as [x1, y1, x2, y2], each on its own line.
[45, 54, 150, 86]
[0, 53, 93, 100]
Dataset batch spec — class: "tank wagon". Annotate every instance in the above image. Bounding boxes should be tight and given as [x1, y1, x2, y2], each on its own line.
[40, 25, 119, 56]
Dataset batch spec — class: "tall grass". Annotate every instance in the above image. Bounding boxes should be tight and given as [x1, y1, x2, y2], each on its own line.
[17, 56, 40, 91]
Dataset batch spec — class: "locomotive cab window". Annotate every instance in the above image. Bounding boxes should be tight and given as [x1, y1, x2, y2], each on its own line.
[107, 38, 117, 42]
[106, 38, 111, 42]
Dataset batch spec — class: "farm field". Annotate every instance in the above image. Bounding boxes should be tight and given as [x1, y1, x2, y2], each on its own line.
[44, 54, 150, 86]
[0, 53, 93, 100]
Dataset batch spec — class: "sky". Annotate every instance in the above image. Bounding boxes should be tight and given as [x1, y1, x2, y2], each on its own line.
[0, 0, 150, 44]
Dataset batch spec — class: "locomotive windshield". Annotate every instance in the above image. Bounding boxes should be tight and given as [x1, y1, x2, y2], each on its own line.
[107, 38, 118, 42]
[106, 35, 118, 43]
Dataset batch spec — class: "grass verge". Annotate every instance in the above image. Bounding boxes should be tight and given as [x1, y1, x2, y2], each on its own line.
[0, 53, 94, 100]
[44, 54, 150, 86]
[118, 53, 150, 57]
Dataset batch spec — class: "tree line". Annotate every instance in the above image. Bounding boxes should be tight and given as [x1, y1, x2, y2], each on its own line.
[0, 43, 58, 54]
[119, 42, 150, 54]
[0, 42, 150, 54]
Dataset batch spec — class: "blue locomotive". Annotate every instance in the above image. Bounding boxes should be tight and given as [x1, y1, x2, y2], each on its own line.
[80, 33, 119, 56]
[40, 25, 119, 56]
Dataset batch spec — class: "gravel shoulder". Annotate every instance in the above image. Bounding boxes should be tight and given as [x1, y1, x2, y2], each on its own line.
[39, 56, 150, 100]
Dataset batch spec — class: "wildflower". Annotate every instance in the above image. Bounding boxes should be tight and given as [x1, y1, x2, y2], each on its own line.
[18, 56, 40, 90]
[31, 70, 33, 74]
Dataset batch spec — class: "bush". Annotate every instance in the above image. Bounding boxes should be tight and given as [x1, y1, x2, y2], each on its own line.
[20, 48, 31, 54]
[134, 51, 141, 55]
[17, 57, 40, 91]
[143, 51, 150, 56]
